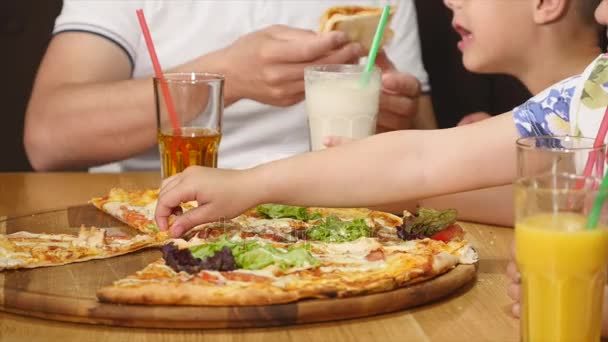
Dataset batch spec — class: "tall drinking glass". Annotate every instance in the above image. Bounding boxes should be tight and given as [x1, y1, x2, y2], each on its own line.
[515, 135, 608, 342]
[516, 135, 605, 178]
[154, 72, 224, 179]
[304, 64, 381, 151]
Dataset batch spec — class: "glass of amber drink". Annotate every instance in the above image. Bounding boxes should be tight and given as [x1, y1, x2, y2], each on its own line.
[154, 73, 224, 178]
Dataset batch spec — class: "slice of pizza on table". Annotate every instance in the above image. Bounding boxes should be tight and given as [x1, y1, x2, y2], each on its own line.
[0, 226, 161, 271]
[89, 188, 197, 241]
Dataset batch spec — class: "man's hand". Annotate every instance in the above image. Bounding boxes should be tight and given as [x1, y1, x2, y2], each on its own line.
[221, 25, 365, 107]
[375, 51, 422, 132]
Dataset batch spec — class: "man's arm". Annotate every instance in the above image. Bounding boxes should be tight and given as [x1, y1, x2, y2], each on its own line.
[413, 95, 438, 129]
[25, 27, 363, 171]
[24, 32, 235, 171]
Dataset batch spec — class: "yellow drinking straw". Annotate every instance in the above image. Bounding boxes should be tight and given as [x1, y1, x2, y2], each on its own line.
[586, 174, 608, 229]
[361, 5, 391, 86]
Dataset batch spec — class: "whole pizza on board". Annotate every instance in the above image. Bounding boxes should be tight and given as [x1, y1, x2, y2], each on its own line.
[89, 193, 478, 306]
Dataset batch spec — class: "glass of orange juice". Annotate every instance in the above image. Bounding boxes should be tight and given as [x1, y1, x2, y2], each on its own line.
[515, 135, 608, 341]
[154, 73, 224, 178]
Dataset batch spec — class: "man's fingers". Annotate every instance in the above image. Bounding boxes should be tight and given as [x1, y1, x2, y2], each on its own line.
[169, 205, 217, 237]
[315, 42, 365, 65]
[265, 31, 350, 62]
[382, 72, 421, 98]
[379, 92, 417, 118]
[267, 42, 364, 84]
[323, 136, 353, 148]
[267, 25, 317, 40]
[375, 50, 396, 72]
[376, 95, 417, 131]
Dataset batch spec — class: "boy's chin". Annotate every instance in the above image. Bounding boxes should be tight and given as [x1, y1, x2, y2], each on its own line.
[462, 53, 499, 75]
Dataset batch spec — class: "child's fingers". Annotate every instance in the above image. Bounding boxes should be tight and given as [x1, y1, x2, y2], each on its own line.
[506, 261, 520, 283]
[155, 183, 198, 232]
[169, 205, 217, 237]
[323, 136, 353, 147]
[511, 303, 520, 318]
[507, 282, 520, 302]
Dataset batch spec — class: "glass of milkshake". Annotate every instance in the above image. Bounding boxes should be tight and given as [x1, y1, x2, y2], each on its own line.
[304, 64, 381, 151]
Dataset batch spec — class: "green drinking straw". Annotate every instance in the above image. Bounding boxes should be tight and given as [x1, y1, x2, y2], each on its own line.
[586, 173, 608, 229]
[360, 5, 391, 86]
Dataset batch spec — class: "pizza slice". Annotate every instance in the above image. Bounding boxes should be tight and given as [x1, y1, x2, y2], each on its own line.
[90, 188, 197, 241]
[0, 226, 161, 271]
[319, 5, 396, 52]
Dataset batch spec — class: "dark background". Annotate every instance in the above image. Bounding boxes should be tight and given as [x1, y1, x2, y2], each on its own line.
[0, 0, 534, 172]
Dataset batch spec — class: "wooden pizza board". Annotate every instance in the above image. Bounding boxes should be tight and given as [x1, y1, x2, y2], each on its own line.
[0, 205, 477, 328]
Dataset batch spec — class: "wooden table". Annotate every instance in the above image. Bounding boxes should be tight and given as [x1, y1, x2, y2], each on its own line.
[0, 172, 518, 342]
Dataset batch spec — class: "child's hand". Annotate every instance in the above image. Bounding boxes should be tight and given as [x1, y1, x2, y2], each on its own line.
[154, 166, 260, 237]
[506, 259, 521, 318]
[507, 242, 521, 318]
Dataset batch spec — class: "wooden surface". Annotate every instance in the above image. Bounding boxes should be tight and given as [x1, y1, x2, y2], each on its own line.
[0, 173, 518, 341]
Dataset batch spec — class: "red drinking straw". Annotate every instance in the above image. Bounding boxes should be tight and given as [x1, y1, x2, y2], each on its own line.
[136, 9, 188, 169]
[576, 106, 608, 190]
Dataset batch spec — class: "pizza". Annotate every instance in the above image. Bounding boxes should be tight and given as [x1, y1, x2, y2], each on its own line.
[319, 5, 396, 52]
[89, 188, 196, 241]
[96, 202, 478, 306]
[0, 226, 161, 271]
[1, 187, 478, 307]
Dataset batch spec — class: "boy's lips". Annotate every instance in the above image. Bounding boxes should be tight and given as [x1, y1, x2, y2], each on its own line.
[453, 22, 473, 51]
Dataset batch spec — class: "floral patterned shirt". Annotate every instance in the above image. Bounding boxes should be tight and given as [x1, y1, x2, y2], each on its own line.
[513, 54, 608, 140]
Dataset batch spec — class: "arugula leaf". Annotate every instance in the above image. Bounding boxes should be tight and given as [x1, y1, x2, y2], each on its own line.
[256, 204, 321, 221]
[189, 236, 319, 270]
[397, 208, 457, 240]
[145, 223, 159, 232]
[306, 216, 370, 243]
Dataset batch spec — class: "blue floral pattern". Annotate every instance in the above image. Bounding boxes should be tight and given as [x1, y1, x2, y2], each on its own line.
[513, 75, 579, 137]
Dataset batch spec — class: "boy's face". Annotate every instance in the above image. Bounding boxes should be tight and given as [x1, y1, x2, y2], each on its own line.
[444, 0, 534, 74]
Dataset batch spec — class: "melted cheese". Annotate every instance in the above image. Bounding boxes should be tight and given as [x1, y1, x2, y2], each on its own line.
[456, 245, 479, 264]
[320, 260, 385, 273]
[0, 257, 25, 269]
[12, 241, 71, 248]
[382, 241, 417, 253]
[103, 201, 156, 220]
[314, 237, 381, 257]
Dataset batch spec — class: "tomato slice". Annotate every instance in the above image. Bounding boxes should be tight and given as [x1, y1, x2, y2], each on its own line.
[430, 224, 465, 242]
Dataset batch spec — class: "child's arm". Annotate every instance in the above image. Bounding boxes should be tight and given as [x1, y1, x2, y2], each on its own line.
[260, 112, 518, 206]
[374, 186, 514, 227]
[156, 112, 519, 236]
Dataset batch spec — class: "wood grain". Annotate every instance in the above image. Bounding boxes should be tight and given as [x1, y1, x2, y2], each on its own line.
[0, 173, 519, 341]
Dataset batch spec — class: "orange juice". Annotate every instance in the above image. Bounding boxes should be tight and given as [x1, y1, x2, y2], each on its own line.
[158, 127, 221, 178]
[516, 212, 608, 342]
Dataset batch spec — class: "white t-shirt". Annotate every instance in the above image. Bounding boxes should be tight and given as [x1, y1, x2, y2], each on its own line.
[53, 0, 429, 170]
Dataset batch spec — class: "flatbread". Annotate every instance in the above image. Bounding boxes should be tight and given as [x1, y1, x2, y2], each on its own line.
[319, 5, 396, 52]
